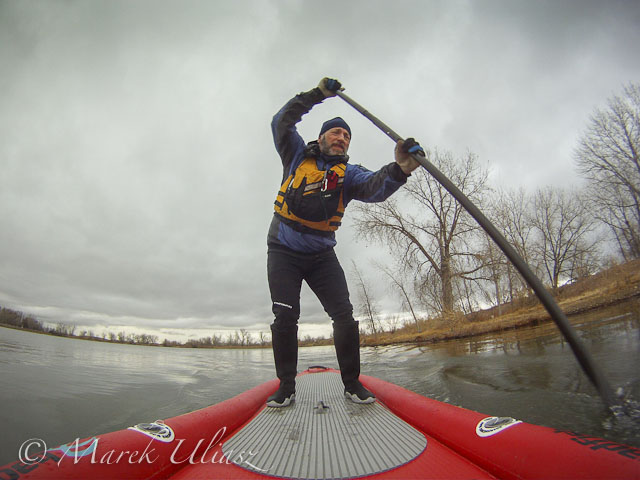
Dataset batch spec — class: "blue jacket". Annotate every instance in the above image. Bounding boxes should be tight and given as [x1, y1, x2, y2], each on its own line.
[268, 88, 408, 253]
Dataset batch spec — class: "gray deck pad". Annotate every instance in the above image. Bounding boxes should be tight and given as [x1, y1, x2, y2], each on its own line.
[222, 371, 427, 479]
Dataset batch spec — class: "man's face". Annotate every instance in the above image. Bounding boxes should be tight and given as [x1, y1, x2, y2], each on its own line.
[318, 127, 351, 156]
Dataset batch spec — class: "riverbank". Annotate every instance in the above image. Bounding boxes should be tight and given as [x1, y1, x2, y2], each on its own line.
[361, 259, 640, 347]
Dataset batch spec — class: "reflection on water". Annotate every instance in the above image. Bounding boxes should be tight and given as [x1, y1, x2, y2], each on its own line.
[423, 311, 637, 357]
[0, 299, 638, 466]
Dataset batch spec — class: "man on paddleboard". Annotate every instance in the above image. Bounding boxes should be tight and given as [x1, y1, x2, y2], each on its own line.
[267, 77, 421, 407]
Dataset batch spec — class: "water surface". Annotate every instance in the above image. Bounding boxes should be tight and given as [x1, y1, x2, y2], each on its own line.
[1, 300, 638, 466]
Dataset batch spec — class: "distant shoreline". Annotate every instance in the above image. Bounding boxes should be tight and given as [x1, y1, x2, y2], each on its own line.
[0, 323, 268, 349]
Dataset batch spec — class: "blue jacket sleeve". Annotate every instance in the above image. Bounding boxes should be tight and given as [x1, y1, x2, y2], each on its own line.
[271, 88, 326, 177]
[343, 162, 409, 205]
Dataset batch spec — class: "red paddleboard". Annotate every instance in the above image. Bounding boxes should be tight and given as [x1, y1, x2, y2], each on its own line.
[2, 367, 638, 479]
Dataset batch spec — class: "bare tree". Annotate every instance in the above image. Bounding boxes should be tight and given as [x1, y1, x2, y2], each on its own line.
[490, 187, 539, 299]
[354, 149, 490, 315]
[374, 261, 421, 332]
[237, 329, 251, 346]
[384, 314, 402, 333]
[351, 261, 381, 337]
[529, 187, 600, 290]
[473, 230, 510, 314]
[575, 83, 640, 260]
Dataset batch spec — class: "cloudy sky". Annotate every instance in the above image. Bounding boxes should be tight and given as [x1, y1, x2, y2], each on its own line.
[1, 0, 639, 342]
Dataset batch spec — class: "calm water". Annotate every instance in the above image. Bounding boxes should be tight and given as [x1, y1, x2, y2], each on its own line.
[1, 300, 639, 466]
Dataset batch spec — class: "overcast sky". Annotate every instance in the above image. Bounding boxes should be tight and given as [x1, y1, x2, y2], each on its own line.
[1, 0, 639, 342]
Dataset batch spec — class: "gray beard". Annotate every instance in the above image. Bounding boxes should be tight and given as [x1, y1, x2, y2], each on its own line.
[319, 136, 347, 156]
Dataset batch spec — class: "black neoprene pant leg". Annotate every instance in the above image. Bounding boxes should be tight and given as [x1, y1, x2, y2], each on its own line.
[267, 246, 355, 329]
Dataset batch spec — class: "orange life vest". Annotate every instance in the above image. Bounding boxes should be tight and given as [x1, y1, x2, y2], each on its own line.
[274, 158, 346, 232]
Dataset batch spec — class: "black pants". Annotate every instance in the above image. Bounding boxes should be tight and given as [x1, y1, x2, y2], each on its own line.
[267, 246, 355, 331]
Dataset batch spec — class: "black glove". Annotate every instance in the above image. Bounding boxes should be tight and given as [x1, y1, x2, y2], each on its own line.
[401, 137, 425, 156]
[325, 78, 341, 92]
[318, 77, 343, 97]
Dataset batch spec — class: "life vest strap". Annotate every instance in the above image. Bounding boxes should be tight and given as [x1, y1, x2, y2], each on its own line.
[275, 213, 337, 237]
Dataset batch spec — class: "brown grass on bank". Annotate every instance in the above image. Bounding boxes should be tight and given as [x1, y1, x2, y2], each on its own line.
[361, 259, 640, 347]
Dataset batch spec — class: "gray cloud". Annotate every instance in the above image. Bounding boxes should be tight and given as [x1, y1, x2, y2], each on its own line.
[1, 0, 639, 340]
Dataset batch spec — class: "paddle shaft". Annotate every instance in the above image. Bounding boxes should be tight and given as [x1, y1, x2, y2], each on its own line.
[336, 89, 619, 409]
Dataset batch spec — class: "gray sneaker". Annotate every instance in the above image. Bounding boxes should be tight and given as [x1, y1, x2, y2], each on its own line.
[266, 385, 296, 408]
[344, 382, 375, 404]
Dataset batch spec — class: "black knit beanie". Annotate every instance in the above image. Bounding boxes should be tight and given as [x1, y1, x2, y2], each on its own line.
[319, 117, 351, 137]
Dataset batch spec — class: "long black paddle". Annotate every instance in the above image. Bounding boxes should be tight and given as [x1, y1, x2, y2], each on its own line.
[336, 89, 620, 409]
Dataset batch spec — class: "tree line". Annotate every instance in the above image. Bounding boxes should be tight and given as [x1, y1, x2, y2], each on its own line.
[0, 307, 329, 348]
[0, 308, 167, 344]
[0, 307, 333, 347]
[351, 83, 639, 335]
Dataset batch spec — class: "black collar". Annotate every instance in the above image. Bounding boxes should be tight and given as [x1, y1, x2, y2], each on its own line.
[304, 141, 349, 164]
